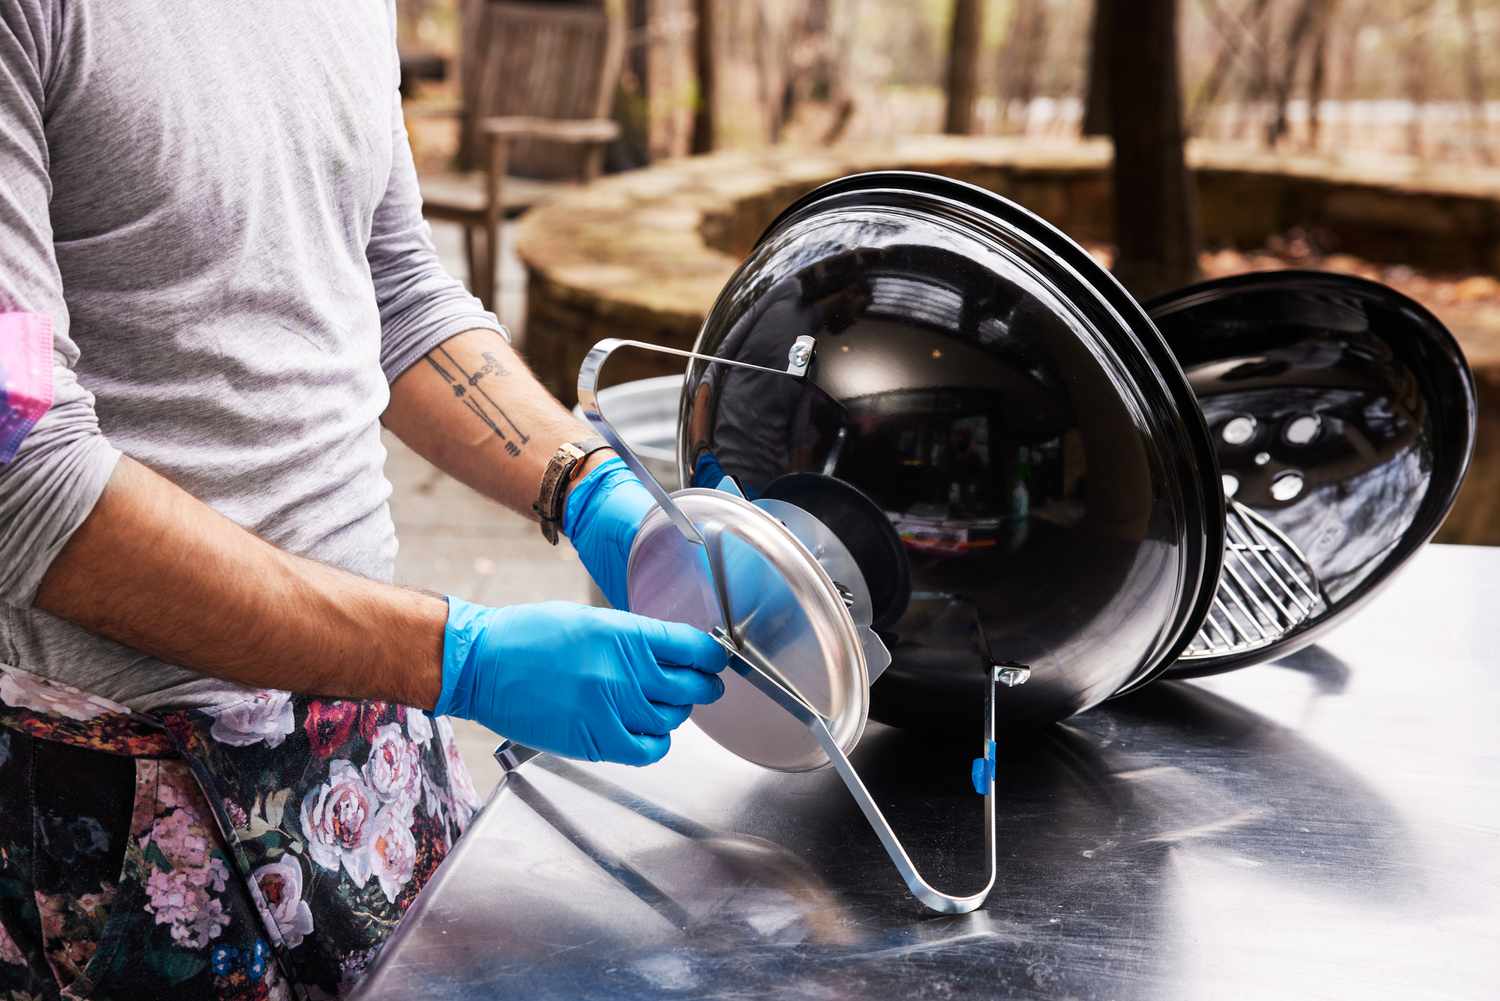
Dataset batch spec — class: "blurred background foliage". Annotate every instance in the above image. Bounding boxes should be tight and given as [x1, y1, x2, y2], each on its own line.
[396, 0, 1500, 545]
[400, 0, 1500, 164]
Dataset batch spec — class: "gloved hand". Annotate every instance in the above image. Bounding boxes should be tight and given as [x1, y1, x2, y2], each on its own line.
[436, 597, 727, 765]
[691, 449, 728, 489]
[563, 457, 655, 610]
[691, 449, 757, 499]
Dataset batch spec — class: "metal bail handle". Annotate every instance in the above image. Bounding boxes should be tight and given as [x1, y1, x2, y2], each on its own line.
[576, 337, 816, 542]
[576, 336, 818, 636]
[711, 629, 1025, 915]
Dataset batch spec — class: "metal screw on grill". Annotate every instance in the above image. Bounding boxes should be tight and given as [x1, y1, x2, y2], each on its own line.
[834, 581, 855, 609]
[786, 335, 816, 375]
[994, 663, 1032, 687]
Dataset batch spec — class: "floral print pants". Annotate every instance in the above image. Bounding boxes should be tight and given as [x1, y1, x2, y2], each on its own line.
[0, 667, 482, 1000]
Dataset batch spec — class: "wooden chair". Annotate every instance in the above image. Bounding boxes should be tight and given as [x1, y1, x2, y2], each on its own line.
[416, 1, 624, 311]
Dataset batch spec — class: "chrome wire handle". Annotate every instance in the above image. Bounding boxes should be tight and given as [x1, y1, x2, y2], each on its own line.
[577, 337, 811, 637]
[576, 337, 806, 550]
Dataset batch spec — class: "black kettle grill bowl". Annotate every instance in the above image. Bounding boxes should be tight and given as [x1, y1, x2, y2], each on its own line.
[675, 174, 1475, 730]
[678, 171, 1223, 730]
[1148, 271, 1477, 677]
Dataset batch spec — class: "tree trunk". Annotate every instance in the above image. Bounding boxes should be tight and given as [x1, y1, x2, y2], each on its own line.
[785, 0, 832, 107]
[943, 0, 984, 135]
[1266, 0, 1321, 146]
[1459, 0, 1490, 163]
[1337, 0, 1367, 150]
[998, 0, 1048, 133]
[1305, 0, 1336, 152]
[1107, 0, 1200, 299]
[818, 0, 857, 143]
[611, 0, 653, 170]
[690, 0, 717, 154]
[1402, 0, 1435, 158]
[1081, 0, 1114, 137]
[754, 1, 785, 144]
[629, 0, 651, 98]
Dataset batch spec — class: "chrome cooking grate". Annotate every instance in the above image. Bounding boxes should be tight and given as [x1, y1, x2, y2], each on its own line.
[1183, 501, 1327, 658]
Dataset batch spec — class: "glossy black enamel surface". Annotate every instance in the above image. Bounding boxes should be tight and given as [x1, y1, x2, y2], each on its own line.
[679, 172, 1221, 729]
[759, 472, 912, 631]
[1150, 271, 1477, 676]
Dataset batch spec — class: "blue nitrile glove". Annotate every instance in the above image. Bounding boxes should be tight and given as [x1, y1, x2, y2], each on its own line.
[563, 456, 656, 609]
[436, 597, 727, 765]
[691, 449, 758, 499]
[692, 450, 728, 489]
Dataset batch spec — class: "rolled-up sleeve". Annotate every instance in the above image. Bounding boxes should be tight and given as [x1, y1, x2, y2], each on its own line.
[0, 4, 121, 608]
[369, 50, 507, 384]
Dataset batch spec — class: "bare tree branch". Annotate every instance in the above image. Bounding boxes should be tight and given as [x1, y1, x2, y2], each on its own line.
[1190, 0, 1273, 134]
[690, 0, 717, 154]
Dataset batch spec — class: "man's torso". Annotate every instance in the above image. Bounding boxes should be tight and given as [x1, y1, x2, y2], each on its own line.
[2, 1, 406, 710]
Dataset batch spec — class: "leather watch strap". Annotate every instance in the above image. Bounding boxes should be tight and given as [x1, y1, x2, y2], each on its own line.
[532, 436, 610, 544]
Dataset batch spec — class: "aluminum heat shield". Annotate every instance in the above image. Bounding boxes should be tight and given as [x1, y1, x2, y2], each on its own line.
[753, 498, 892, 684]
[627, 489, 870, 772]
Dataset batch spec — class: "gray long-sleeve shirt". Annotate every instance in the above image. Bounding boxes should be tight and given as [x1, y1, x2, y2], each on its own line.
[0, 1, 504, 710]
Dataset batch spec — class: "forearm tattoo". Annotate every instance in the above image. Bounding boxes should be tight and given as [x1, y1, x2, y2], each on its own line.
[425, 347, 530, 457]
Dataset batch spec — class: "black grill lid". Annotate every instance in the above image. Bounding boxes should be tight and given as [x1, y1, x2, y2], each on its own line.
[1149, 270, 1477, 676]
[678, 171, 1223, 729]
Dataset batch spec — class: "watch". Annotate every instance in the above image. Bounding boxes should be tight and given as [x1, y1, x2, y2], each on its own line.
[533, 436, 611, 544]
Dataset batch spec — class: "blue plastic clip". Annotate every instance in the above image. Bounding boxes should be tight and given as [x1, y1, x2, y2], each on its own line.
[970, 738, 997, 795]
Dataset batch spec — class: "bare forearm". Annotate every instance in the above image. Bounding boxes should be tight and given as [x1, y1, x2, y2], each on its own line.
[383, 330, 613, 516]
[32, 331, 611, 709]
[34, 457, 446, 707]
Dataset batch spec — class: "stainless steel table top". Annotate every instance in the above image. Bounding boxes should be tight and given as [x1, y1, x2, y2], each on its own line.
[357, 545, 1500, 1001]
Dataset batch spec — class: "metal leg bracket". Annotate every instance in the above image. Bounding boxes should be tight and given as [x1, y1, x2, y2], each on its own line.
[711, 628, 1026, 915]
